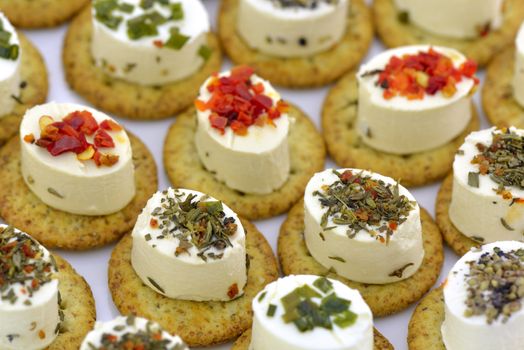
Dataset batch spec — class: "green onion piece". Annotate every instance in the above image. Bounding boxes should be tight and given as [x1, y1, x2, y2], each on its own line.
[127, 14, 161, 40]
[140, 0, 155, 9]
[171, 3, 184, 20]
[0, 30, 12, 45]
[333, 310, 358, 328]
[119, 2, 135, 13]
[313, 277, 333, 293]
[0, 44, 19, 60]
[198, 45, 212, 61]
[320, 293, 351, 314]
[267, 304, 277, 317]
[165, 28, 190, 50]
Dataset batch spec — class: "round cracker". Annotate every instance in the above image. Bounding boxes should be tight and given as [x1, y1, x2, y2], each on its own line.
[217, 0, 373, 88]
[0, 133, 158, 250]
[435, 174, 480, 256]
[322, 70, 480, 187]
[48, 254, 96, 350]
[278, 200, 444, 317]
[163, 105, 326, 220]
[372, 0, 524, 67]
[482, 46, 524, 128]
[0, 32, 48, 148]
[407, 287, 445, 350]
[108, 219, 279, 347]
[63, 7, 222, 120]
[0, 0, 89, 28]
[232, 328, 394, 350]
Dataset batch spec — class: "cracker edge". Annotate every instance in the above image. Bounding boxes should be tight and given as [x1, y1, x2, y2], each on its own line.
[407, 287, 445, 350]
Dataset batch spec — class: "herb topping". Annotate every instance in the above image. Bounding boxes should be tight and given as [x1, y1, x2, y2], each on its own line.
[268, 0, 338, 9]
[0, 17, 19, 60]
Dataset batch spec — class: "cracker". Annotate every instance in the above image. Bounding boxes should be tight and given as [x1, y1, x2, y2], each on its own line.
[232, 328, 394, 350]
[217, 0, 373, 88]
[0, 32, 48, 148]
[278, 200, 444, 317]
[48, 254, 96, 350]
[63, 7, 222, 120]
[0, 0, 89, 28]
[372, 0, 524, 67]
[322, 70, 480, 187]
[407, 287, 445, 350]
[435, 174, 479, 256]
[0, 133, 158, 250]
[163, 105, 326, 220]
[482, 46, 524, 128]
[108, 219, 279, 347]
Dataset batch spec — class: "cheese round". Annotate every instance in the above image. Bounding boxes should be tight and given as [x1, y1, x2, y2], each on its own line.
[250, 275, 373, 350]
[441, 241, 524, 350]
[237, 0, 348, 58]
[80, 315, 188, 350]
[393, 0, 504, 39]
[514, 23, 524, 107]
[356, 45, 476, 155]
[304, 168, 424, 284]
[20, 102, 136, 216]
[0, 12, 21, 117]
[131, 188, 247, 301]
[195, 70, 290, 195]
[0, 225, 60, 350]
[91, 0, 210, 86]
[449, 127, 524, 244]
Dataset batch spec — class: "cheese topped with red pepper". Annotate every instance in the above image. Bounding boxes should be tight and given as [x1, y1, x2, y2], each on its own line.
[394, 0, 504, 39]
[0, 225, 60, 350]
[0, 12, 20, 117]
[20, 102, 136, 216]
[194, 66, 291, 195]
[237, 0, 348, 58]
[91, 0, 211, 86]
[357, 45, 478, 155]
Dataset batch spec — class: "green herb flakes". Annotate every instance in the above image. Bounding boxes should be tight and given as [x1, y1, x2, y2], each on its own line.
[267, 304, 277, 317]
[170, 3, 184, 20]
[198, 45, 212, 61]
[0, 18, 19, 61]
[165, 28, 189, 50]
[313, 277, 333, 293]
[468, 172, 480, 188]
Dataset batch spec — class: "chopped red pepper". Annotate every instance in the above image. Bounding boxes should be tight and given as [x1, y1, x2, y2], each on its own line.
[94, 129, 115, 148]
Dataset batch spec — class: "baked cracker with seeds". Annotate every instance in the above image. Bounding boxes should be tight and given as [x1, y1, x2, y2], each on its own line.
[278, 200, 444, 317]
[407, 287, 446, 350]
[108, 219, 279, 347]
[0, 0, 89, 28]
[217, 0, 373, 88]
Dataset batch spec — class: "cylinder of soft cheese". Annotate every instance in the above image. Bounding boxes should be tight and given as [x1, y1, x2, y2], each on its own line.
[132, 187, 247, 301]
[441, 241, 524, 350]
[91, 0, 210, 86]
[20, 102, 136, 216]
[513, 23, 524, 107]
[449, 127, 524, 244]
[80, 315, 188, 350]
[195, 67, 290, 195]
[304, 169, 424, 284]
[0, 225, 60, 350]
[237, 0, 348, 58]
[357, 45, 477, 155]
[393, 0, 503, 39]
[250, 274, 373, 350]
[0, 12, 21, 117]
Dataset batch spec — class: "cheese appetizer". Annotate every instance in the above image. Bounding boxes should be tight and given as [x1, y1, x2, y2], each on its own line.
[0, 0, 89, 28]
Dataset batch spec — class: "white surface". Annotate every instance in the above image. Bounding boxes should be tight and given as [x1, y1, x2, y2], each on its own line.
[20, 1, 491, 349]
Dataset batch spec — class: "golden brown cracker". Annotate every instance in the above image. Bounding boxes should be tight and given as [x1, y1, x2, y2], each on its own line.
[0, 0, 89, 28]
[407, 287, 446, 350]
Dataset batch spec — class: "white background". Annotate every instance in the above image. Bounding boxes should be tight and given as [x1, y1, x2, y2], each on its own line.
[20, 0, 493, 349]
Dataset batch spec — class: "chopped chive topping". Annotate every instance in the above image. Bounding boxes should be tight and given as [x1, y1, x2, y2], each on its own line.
[171, 3, 184, 20]
[94, 0, 123, 29]
[127, 11, 167, 40]
[333, 310, 358, 328]
[198, 45, 212, 61]
[258, 291, 267, 302]
[140, 0, 155, 8]
[0, 19, 19, 60]
[267, 304, 277, 317]
[313, 277, 333, 293]
[119, 2, 135, 13]
[164, 28, 189, 50]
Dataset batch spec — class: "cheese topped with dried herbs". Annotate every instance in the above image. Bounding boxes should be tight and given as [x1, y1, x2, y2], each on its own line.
[450, 127, 524, 244]
[91, 0, 211, 85]
[513, 23, 524, 108]
[0, 12, 21, 118]
[237, 0, 348, 58]
[80, 315, 188, 350]
[131, 188, 247, 301]
[304, 169, 424, 284]
[394, 0, 503, 39]
[250, 275, 373, 350]
[20, 102, 135, 216]
[441, 241, 524, 350]
[0, 225, 61, 350]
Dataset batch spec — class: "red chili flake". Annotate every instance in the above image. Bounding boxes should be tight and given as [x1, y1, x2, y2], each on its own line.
[197, 65, 286, 135]
[48, 135, 84, 156]
[153, 40, 164, 48]
[94, 129, 115, 148]
[340, 170, 353, 183]
[38, 330, 45, 340]
[23, 134, 35, 143]
[375, 48, 478, 100]
[22, 243, 36, 258]
[100, 119, 123, 131]
[63, 110, 99, 135]
[150, 218, 159, 228]
[227, 283, 239, 299]
[31, 279, 40, 289]
[388, 221, 398, 230]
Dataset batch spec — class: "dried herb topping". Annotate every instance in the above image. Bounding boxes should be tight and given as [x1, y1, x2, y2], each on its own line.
[471, 128, 524, 195]
[194, 66, 289, 136]
[0, 226, 57, 306]
[268, 0, 338, 9]
[464, 247, 524, 324]
[23, 111, 123, 167]
[0, 17, 19, 61]
[314, 170, 415, 244]
[360, 48, 478, 100]
[148, 189, 239, 262]
[279, 277, 358, 332]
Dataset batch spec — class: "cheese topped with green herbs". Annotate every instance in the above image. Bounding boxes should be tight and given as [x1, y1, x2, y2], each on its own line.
[0, 225, 61, 350]
[250, 275, 373, 350]
[0, 12, 20, 117]
[91, 0, 211, 85]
